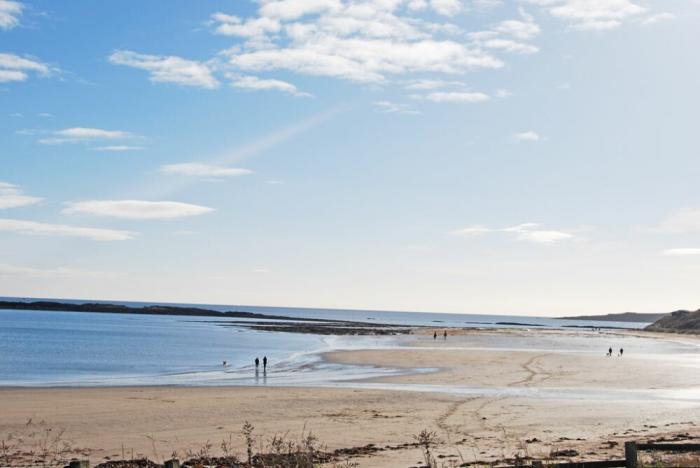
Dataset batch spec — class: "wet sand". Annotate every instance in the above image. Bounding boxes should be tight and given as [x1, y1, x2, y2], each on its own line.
[1, 328, 699, 467]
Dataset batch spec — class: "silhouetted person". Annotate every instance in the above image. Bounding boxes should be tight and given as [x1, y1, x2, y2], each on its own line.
[619, 348, 624, 357]
[263, 356, 267, 372]
[255, 357, 259, 369]
[433, 331, 437, 340]
[223, 360, 227, 367]
[608, 347, 612, 357]
[443, 330, 447, 340]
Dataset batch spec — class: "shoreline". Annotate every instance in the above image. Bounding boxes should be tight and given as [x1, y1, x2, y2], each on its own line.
[2, 327, 699, 390]
[2, 327, 700, 466]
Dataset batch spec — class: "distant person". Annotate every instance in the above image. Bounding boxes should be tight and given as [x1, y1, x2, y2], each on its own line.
[255, 357, 259, 369]
[263, 356, 267, 372]
[443, 330, 447, 340]
[608, 347, 612, 357]
[223, 360, 227, 367]
[619, 348, 624, 357]
[433, 331, 437, 340]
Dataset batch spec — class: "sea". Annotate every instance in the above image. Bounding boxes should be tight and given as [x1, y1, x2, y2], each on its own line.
[0, 297, 659, 388]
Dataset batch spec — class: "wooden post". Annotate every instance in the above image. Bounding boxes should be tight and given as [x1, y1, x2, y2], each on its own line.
[625, 441, 638, 468]
[164, 459, 180, 468]
[68, 461, 89, 468]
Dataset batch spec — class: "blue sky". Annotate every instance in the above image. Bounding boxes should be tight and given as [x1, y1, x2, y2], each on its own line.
[1, 0, 699, 315]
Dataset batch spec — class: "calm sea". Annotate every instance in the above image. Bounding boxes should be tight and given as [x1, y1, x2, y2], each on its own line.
[0, 297, 654, 387]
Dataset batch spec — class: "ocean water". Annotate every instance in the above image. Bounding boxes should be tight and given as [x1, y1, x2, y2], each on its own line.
[0, 298, 657, 387]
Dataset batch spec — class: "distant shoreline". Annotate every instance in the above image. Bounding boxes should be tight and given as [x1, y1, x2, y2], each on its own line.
[0, 300, 414, 336]
[558, 312, 667, 323]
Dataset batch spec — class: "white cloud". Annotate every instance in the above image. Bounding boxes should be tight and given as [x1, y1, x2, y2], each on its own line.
[160, 163, 254, 177]
[372, 100, 419, 115]
[512, 130, 541, 141]
[0, 182, 42, 209]
[0, 53, 50, 83]
[662, 248, 700, 257]
[641, 12, 675, 26]
[494, 19, 541, 40]
[228, 74, 311, 96]
[109, 50, 219, 89]
[505, 223, 573, 243]
[404, 79, 468, 91]
[258, 0, 342, 21]
[451, 222, 574, 243]
[472, 0, 502, 8]
[39, 127, 133, 145]
[0, 218, 135, 241]
[417, 91, 490, 103]
[450, 225, 492, 236]
[212, 1, 503, 85]
[495, 88, 512, 98]
[540, 0, 646, 31]
[484, 38, 538, 54]
[63, 200, 215, 219]
[429, 0, 463, 16]
[211, 12, 282, 37]
[93, 145, 144, 152]
[0, 0, 22, 30]
[655, 208, 700, 234]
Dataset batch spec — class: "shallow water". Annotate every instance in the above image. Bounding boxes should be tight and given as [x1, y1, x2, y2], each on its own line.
[0, 306, 680, 388]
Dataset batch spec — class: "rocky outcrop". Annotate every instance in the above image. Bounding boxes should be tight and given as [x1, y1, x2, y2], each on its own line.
[645, 309, 700, 333]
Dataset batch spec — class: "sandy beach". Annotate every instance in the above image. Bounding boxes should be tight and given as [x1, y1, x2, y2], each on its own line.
[2, 328, 700, 467]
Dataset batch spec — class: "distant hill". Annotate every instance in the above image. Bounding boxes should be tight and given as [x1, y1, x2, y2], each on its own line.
[645, 309, 700, 333]
[558, 312, 668, 323]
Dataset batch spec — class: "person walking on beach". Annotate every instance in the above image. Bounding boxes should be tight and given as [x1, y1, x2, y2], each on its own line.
[255, 357, 259, 369]
[608, 347, 612, 357]
[263, 356, 267, 372]
[433, 331, 437, 340]
[619, 348, 624, 357]
[443, 330, 447, 340]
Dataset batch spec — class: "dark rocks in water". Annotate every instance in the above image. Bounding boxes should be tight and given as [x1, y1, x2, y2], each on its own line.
[224, 321, 413, 336]
[495, 322, 544, 327]
[646, 309, 700, 334]
[0, 300, 331, 323]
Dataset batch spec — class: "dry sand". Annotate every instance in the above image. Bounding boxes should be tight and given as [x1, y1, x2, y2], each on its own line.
[2, 328, 699, 467]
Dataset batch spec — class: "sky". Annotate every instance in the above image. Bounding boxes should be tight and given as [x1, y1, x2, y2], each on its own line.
[1, 0, 699, 316]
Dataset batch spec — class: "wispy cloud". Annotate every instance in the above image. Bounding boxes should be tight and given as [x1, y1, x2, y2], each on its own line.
[0, 0, 22, 30]
[451, 222, 574, 244]
[641, 12, 675, 26]
[532, 0, 646, 31]
[484, 38, 538, 55]
[0, 182, 42, 209]
[0, 53, 50, 83]
[63, 200, 214, 219]
[653, 208, 700, 234]
[512, 130, 541, 142]
[160, 163, 254, 177]
[92, 145, 144, 152]
[39, 127, 134, 145]
[0, 218, 135, 241]
[416, 91, 490, 103]
[662, 248, 700, 257]
[227, 74, 311, 97]
[372, 100, 419, 115]
[109, 50, 219, 89]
